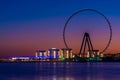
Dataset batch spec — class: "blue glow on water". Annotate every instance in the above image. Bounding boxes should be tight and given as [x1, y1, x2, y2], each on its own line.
[0, 62, 120, 80]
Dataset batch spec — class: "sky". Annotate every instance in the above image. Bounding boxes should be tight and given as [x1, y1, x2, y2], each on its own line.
[0, 0, 120, 58]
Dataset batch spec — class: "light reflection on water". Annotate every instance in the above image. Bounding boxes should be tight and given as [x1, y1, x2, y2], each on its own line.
[0, 62, 120, 80]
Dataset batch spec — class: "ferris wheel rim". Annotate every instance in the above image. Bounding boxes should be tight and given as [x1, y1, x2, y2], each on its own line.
[63, 8, 112, 54]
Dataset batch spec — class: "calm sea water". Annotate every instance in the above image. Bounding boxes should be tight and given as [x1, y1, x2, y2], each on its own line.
[0, 62, 120, 80]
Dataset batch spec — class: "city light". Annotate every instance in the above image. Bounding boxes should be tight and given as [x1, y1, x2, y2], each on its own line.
[8, 47, 108, 62]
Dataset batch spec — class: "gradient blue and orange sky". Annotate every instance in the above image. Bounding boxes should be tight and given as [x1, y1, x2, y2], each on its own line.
[0, 0, 120, 58]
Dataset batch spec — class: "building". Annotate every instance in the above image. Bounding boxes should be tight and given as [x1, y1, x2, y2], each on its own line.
[48, 48, 59, 59]
[87, 50, 99, 58]
[9, 56, 34, 62]
[35, 50, 46, 59]
[87, 50, 102, 61]
[61, 48, 72, 59]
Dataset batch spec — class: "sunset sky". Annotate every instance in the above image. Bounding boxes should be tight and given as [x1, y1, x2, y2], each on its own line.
[0, 0, 120, 58]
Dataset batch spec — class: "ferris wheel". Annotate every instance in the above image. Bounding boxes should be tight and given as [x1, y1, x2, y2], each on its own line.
[63, 9, 112, 55]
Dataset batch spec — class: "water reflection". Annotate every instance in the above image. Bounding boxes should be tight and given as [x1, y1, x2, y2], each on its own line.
[0, 62, 120, 80]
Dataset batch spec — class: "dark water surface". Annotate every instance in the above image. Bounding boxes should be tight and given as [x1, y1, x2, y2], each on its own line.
[0, 62, 120, 80]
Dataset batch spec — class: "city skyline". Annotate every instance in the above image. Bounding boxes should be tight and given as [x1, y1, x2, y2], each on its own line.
[0, 0, 120, 58]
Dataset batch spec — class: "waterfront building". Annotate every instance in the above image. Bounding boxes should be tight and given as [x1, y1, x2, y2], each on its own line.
[87, 50, 100, 58]
[35, 50, 46, 59]
[87, 50, 102, 61]
[48, 48, 59, 59]
[61, 48, 72, 59]
[9, 56, 33, 61]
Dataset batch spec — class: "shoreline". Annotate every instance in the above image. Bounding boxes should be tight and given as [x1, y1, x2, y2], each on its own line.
[0, 60, 120, 63]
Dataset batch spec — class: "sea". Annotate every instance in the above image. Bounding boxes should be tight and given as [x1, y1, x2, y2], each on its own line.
[0, 62, 120, 80]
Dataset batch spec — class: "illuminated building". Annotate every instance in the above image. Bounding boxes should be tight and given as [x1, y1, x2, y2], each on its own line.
[87, 50, 102, 61]
[61, 48, 72, 59]
[35, 50, 46, 59]
[88, 50, 99, 58]
[8, 47, 104, 62]
[48, 48, 59, 59]
[9, 56, 34, 61]
[35, 50, 39, 57]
